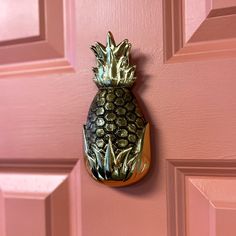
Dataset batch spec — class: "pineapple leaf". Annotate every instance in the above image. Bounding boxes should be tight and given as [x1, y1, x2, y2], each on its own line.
[104, 137, 115, 173]
[95, 42, 106, 52]
[92, 146, 104, 169]
[133, 127, 145, 154]
[83, 126, 89, 154]
[106, 31, 116, 49]
[90, 45, 98, 57]
[127, 154, 137, 167]
[115, 147, 132, 165]
[115, 39, 129, 57]
[91, 32, 136, 87]
[95, 42, 106, 58]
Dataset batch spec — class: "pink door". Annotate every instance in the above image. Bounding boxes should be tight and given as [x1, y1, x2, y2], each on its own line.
[1, 0, 236, 235]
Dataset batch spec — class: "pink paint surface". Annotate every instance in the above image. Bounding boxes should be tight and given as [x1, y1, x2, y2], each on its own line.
[0, 0, 236, 235]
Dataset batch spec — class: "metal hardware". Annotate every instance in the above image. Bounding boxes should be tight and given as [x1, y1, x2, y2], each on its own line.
[83, 32, 150, 187]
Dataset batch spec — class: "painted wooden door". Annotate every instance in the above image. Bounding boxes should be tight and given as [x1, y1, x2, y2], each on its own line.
[1, 0, 236, 235]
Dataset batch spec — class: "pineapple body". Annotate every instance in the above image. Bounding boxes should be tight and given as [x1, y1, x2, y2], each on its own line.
[85, 87, 146, 157]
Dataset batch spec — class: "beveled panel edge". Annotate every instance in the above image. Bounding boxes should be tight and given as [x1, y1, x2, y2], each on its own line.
[0, 158, 78, 173]
[0, 158, 79, 198]
[166, 159, 186, 236]
[0, 58, 75, 78]
[0, 36, 43, 48]
[208, 6, 236, 18]
[166, 159, 236, 236]
[163, 0, 184, 63]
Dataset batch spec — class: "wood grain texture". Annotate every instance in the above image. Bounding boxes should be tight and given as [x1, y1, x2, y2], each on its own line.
[1, 0, 236, 235]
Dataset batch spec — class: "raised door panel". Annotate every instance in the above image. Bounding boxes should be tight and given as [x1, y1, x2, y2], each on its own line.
[167, 160, 236, 236]
[164, 0, 236, 61]
[0, 0, 40, 42]
[4, 197, 47, 236]
[0, 159, 80, 236]
[0, 0, 76, 77]
[186, 177, 236, 236]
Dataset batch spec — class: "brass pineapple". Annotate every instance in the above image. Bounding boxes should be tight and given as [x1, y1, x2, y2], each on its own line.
[83, 32, 150, 187]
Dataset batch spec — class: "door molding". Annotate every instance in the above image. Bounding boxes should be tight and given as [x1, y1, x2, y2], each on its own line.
[167, 159, 236, 236]
[164, 0, 236, 62]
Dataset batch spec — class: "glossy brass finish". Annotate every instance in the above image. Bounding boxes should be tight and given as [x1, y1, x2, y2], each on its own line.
[83, 32, 151, 187]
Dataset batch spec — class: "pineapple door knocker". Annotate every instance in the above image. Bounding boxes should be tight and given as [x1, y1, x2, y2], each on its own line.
[83, 32, 151, 187]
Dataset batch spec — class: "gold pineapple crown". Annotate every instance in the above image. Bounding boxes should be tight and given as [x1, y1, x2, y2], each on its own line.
[91, 32, 136, 88]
